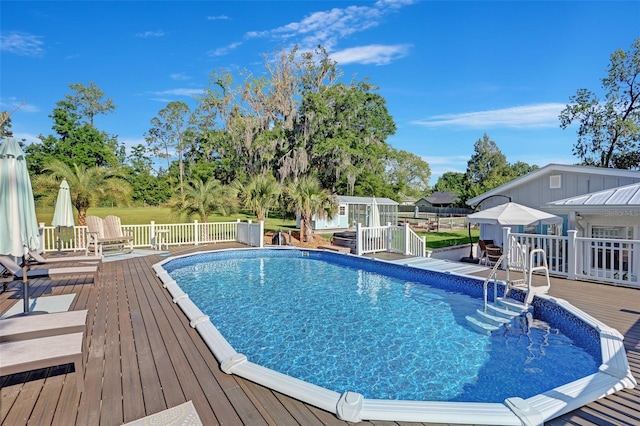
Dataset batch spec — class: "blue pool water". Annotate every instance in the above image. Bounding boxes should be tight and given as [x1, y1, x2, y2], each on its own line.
[165, 250, 600, 402]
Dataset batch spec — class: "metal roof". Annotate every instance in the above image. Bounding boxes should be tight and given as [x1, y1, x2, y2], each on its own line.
[337, 196, 398, 205]
[548, 182, 640, 206]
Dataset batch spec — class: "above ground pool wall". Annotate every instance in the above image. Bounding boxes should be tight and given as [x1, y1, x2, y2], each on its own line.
[153, 247, 636, 426]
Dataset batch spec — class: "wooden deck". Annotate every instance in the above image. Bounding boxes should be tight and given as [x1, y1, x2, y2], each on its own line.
[0, 245, 638, 426]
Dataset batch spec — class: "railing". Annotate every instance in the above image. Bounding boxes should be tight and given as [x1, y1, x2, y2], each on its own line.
[39, 225, 89, 254]
[575, 236, 637, 285]
[509, 233, 569, 276]
[483, 253, 505, 312]
[505, 228, 639, 288]
[356, 223, 426, 257]
[358, 225, 388, 254]
[39, 219, 263, 253]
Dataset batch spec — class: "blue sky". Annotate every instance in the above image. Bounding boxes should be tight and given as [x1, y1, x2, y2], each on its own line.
[1, 1, 639, 184]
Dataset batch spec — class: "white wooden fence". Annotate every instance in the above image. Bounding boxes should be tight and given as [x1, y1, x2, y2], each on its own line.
[506, 228, 639, 288]
[356, 223, 426, 257]
[39, 219, 264, 253]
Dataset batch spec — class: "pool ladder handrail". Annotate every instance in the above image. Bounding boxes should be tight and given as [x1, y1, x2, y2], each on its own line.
[483, 253, 506, 313]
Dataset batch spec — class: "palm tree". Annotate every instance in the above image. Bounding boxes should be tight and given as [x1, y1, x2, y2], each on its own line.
[234, 173, 281, 222]
[32, 159, 131, 226]
[166, 176, 234, 221]
[166, 176, 235, 241]
[285, 175, 337, 243]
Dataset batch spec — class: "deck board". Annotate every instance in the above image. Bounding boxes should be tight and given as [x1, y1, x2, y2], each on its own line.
[0, 244, 637, 426]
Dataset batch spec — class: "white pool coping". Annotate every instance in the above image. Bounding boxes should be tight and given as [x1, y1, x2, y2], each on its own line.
[153, 248, 636, 425]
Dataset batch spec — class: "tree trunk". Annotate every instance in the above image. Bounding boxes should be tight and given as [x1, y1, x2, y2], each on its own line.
[302, 213, 314, 242]
[78, 209, 87, 227]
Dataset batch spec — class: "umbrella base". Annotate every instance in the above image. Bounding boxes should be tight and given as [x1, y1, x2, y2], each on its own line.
[460, 256, 480, 264]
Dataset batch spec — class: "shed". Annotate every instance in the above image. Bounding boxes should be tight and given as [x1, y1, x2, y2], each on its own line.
[300, 196, 399, 230]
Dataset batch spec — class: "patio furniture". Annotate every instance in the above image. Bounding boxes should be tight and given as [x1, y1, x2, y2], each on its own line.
[477, 239, 494, 264]
[86, 215, 134, 256]
[485, 244, 503, 266]
[0, 255, 99, 292]
[0, 332, 85, 392]
[154, 229, 169, 251]
[0, 309, 88, 342]
[27, 250, 102, 265]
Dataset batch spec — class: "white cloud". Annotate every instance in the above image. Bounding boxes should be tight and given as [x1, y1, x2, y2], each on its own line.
[135, 30, 165, 38]
[149, 88, 203, 97]
[170, 72, 191, 81]
[0, 32, 44, 57]
[247, 1, 414, 57]
[12, 132, 41, 145]
[0, 97, 39, 113]
[375, 0, 416, 8]
[118, 137, 146, 150]
[423, 155, 469, 165]
[208, 41, 242, 57]
[412, 103, 566, 129]
[331, 44, 411, 65]
[207, 15, 230, 21]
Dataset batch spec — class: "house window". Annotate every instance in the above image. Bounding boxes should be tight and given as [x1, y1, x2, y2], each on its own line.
[591, 226, 633, 240]
[339, 205, 346, 216]
[550, 175, 561, 189]
[590, 226, 633, 272]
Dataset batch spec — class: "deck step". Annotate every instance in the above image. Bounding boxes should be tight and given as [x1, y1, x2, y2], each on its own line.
[465, 315, 500, 335]
[496, 297, 529, 312]
[485, 302, 522, 319]
[475, 309, 510, 326]
[318, 245, 351, 253]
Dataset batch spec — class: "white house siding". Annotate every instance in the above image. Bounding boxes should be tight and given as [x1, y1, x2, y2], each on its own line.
[468, 165, 640, 247]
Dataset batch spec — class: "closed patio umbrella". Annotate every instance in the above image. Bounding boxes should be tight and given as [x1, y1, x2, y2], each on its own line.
[0, 131, 41, 314]
[52, 178, 75, 251]
[369, 197, 381, 227]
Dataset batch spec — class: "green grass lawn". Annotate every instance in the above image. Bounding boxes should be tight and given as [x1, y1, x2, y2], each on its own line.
[417, 229, 479, 250]
[35, 206, 297, 232]
[36, 206, 476, 249]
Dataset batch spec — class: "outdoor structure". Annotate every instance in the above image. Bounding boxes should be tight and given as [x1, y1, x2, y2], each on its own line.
[416, 191, 459, 208]
[303, 196, 399, 231]
[468, 164, 640, 287]
[467, 164, 640, 245]
[400, 196, 417, 206]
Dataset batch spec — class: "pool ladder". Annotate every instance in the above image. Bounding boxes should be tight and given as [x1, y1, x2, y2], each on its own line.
[465, 251, 536, 335]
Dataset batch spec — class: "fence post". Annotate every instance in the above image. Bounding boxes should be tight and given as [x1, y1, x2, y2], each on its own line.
[356, 222, 363, 256]
[404, 223, 411, 255]
[150, 220, 156, 249]
[259, 220, 264, 248]
[386, 222, 392, 253]
[502, 227, 511, 269]
[194, 220, 199, 246]
[567, 230, 577, 280]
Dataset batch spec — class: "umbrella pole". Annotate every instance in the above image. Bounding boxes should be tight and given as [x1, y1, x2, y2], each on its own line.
[22, 259, 29, 314]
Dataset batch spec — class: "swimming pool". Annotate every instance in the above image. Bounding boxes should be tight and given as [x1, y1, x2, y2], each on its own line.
[154, 248, 636, 425]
